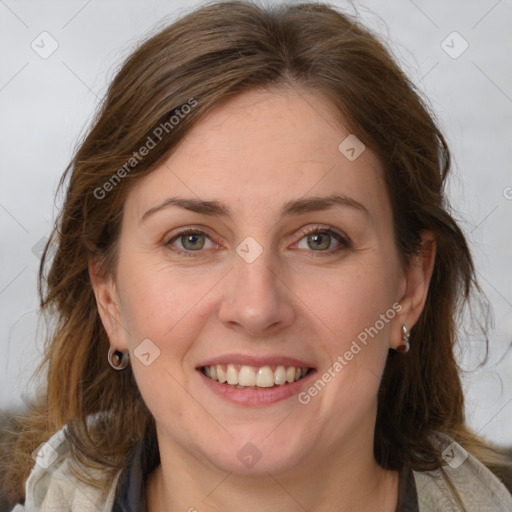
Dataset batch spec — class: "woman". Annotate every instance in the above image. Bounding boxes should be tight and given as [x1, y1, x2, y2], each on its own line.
[2, 1, 511, 510]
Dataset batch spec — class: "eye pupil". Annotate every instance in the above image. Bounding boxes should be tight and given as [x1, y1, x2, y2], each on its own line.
[182, 233, 205, 250]
[308, 232, 330, 250]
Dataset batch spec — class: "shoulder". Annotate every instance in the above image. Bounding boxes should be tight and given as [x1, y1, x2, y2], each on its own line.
[10, 423, 121, 512]
[412, 437, 512, 512]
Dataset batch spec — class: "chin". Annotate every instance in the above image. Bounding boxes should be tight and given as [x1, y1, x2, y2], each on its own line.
[195, 434, 309, 476]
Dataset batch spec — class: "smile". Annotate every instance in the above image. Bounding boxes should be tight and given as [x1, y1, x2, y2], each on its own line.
[201, 364, 312, 389]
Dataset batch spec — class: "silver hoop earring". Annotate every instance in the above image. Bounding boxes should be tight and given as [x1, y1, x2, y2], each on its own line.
[395, 325, 410, 353]
[108, 347, 129, 370]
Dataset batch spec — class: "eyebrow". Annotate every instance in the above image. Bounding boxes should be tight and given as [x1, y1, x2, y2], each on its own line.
[140, 193, 369, 224]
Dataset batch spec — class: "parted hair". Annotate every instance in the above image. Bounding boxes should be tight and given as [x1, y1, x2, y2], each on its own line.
[1, 0, 511, 508]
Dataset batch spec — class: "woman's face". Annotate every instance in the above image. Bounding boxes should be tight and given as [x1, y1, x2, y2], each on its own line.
[94, 87, 430, 476]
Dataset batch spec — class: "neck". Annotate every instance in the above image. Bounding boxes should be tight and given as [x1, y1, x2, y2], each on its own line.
[146, 430, 399, 512]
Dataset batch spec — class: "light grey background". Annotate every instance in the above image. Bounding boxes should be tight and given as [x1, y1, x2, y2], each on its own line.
[1, 0, 511, 445]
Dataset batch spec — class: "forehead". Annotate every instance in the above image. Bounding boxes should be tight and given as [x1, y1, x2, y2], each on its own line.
[125, 87, 390, 226]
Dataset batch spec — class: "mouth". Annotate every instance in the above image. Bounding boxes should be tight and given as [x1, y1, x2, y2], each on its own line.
[199, 364, 314, 389]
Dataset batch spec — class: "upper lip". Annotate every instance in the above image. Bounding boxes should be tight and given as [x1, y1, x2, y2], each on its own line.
[196, 353, 316, 369]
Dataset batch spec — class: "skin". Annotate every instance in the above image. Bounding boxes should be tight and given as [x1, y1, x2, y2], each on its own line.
[90, 86, 436, 512]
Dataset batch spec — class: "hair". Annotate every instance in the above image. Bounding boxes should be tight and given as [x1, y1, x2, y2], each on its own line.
[1, 0, 511, 508]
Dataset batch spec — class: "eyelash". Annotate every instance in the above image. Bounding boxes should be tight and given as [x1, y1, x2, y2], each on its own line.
[164, 225, 351, 257]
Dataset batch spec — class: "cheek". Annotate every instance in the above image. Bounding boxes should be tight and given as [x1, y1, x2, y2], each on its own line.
[292, 257, 399, 419]
[295, 258, 398, 346]
[303, 264, 397, 422]
[120, 267, 210, 424]
[117, 257, 216, 341]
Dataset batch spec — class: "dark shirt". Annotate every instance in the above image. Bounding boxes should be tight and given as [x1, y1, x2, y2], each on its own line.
[111, 430, 159, 512]
[112, 436, 419, 512]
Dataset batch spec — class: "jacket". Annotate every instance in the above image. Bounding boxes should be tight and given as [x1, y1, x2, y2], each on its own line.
[10, 425, 512, 511]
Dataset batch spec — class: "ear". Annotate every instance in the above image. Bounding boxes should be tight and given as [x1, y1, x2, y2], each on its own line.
[88, 256, 128, 351]
[390, 230, 436, 349]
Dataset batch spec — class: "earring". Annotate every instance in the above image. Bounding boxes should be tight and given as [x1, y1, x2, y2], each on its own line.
[395, 325, 411, 353]
[108, 346, 129, 370]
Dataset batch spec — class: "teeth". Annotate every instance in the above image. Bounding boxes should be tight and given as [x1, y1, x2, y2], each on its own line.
[239, 366, 256, 386]
[217, 366, 227, 383]
[226, 364, 238, 385]
[256, 366, 274, 387]
[274, 365, 286, 385]
[202, 364, 311, 388]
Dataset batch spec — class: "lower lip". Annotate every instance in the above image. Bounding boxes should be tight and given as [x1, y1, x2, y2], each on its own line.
[198, 369, 316, 406]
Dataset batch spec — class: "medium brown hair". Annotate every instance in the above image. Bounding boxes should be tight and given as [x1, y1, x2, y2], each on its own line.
[1, 0, 510, 506]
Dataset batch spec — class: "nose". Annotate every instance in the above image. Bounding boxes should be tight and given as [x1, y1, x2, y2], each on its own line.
[217, 246, 295, 336]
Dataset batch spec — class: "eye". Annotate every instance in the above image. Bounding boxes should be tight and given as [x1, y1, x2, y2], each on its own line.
[164, 225, 350, 257]
[295, 226, 350, 253]
[165, 228, 218, 254]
